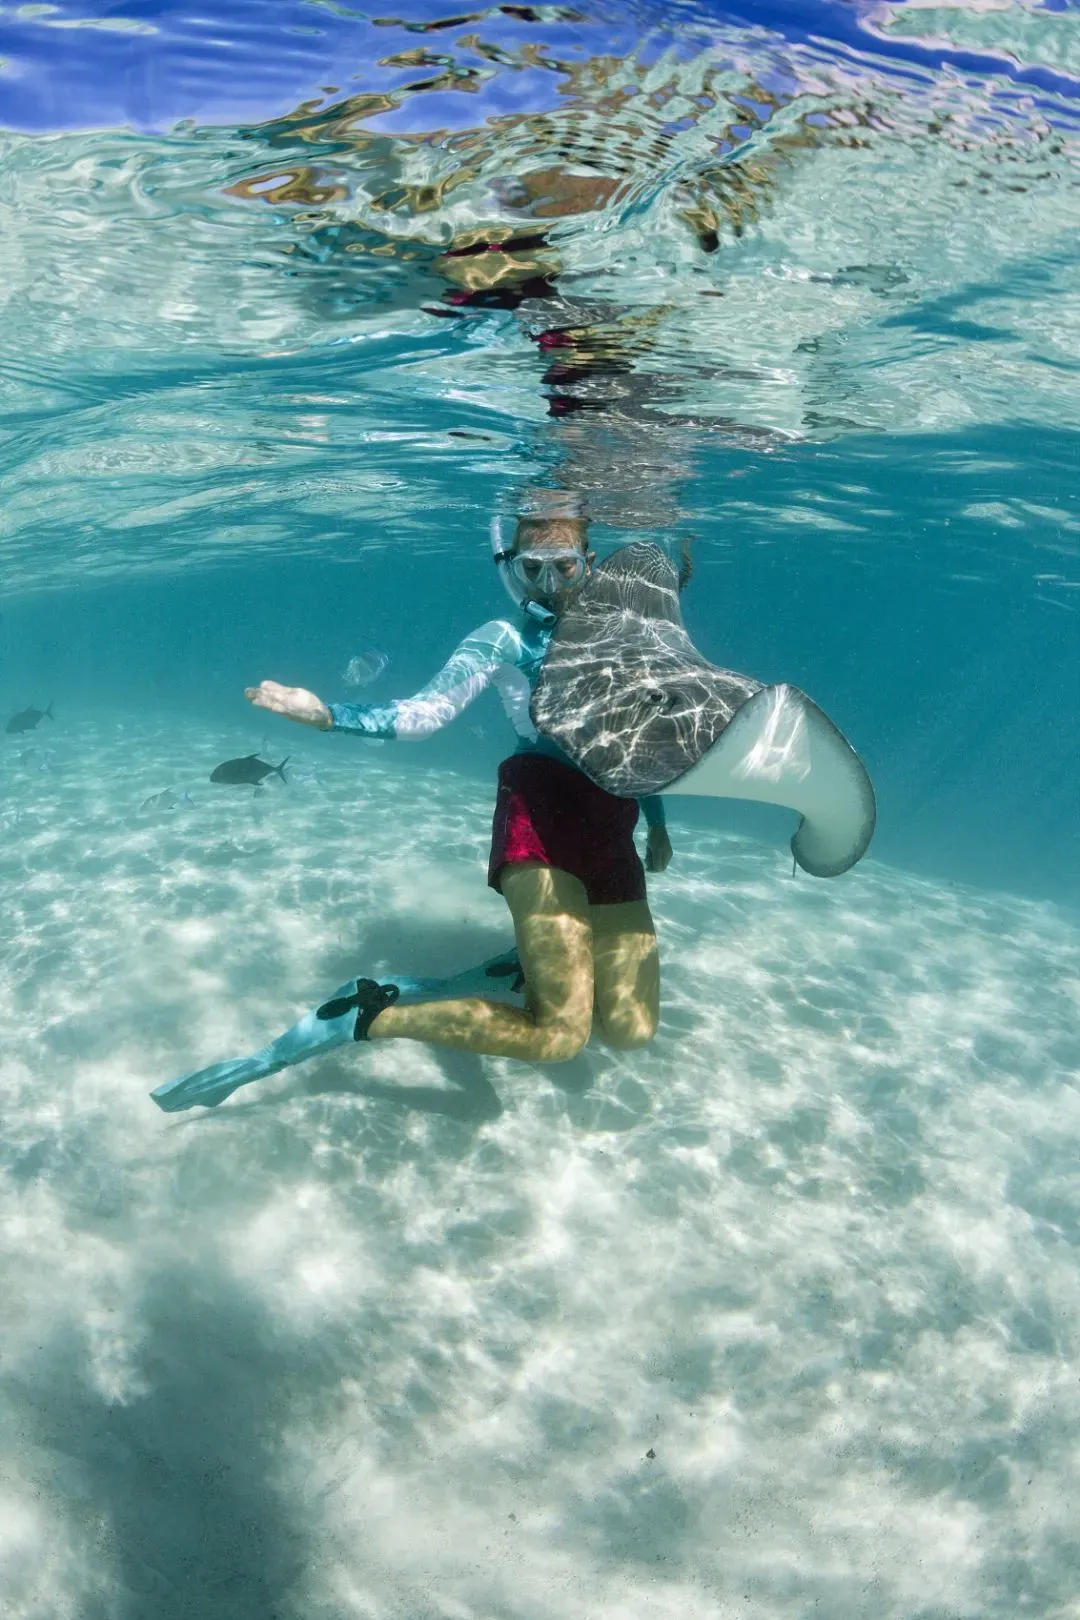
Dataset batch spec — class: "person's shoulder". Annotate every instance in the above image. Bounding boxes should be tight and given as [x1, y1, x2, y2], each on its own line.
[464, 617, 521, 654]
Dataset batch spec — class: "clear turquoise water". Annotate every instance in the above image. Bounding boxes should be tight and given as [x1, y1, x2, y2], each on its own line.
[2, 4, 1080, 1617]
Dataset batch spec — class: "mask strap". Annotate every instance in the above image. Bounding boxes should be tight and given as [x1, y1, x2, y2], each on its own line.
[491, 513, 557, 625]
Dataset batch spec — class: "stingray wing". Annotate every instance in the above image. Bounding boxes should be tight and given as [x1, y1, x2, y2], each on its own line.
[531, 541, 876, 877]
[665, 683, 877, 878]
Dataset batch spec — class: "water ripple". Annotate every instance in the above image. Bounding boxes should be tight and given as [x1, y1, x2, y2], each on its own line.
[0, 3, 1076, 588]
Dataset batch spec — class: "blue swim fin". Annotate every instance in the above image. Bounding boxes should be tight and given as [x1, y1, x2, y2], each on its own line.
[150, 945, 524, 1113]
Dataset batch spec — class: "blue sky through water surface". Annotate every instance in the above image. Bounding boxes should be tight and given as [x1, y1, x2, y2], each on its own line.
[2, 0, 1080, 131]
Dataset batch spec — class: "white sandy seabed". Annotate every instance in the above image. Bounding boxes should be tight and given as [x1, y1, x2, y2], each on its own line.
[2, 714, 1080, 1620]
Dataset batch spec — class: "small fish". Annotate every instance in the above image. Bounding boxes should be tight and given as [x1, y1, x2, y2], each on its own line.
[6, 703, 53, 734]
[141, 789, 194, 812]
[18, 747, 52, 772]
[210, 754, 289, 787]
[342, 649, 390, 688]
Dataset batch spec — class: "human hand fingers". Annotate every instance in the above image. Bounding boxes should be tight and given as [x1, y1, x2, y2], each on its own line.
[646, 831, 672, 872]
[244, 681, 330, 728]
[244, 680, 290, 713]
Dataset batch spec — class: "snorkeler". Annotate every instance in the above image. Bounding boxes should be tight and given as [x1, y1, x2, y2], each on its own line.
[251, 504, 666, 1064]
[152, 507, 876, 1112]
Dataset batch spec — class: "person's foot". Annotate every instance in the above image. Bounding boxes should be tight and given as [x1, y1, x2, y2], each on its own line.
[316, 979, 400, 1041]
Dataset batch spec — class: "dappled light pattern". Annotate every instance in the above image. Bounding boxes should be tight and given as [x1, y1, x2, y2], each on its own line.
[2, 712, 1079, 1617]
[533, 540, 763, 794]
[531, 542, 876, 876]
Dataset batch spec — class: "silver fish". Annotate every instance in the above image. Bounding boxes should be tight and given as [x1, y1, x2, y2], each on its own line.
[141, 789, 194, 812]
[210, 755, 288, 787]
[6, 703, 53, 734]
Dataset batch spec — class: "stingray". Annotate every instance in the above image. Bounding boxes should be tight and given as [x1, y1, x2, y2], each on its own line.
[530, 542, 876, 878]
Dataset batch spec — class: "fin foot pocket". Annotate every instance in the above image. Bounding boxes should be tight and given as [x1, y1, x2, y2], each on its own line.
[317, 986, 363, 1022]
[318, 978, 400, 1039]
[352, 979, 399, 1041]
[484, 954, 525, 994]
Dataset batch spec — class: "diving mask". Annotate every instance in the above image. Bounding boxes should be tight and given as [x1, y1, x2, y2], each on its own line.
[491, 516, 588, 622]
[508, 548, 587, 595]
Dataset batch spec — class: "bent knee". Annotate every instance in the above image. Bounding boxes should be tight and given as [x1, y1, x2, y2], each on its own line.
[598, 1010, 658, 1052]
[535, 1016, 591, 1063]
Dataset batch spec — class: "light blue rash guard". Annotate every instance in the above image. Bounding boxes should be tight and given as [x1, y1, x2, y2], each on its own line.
[328, 614, 667, 829]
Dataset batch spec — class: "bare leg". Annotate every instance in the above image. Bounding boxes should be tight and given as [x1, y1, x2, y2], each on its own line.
[590, 898, 660, 1051]
[368, 863, 595, 1061]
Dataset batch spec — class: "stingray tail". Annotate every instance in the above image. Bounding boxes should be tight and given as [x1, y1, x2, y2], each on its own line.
[150, 944, 523, 1113]
[677, 538, 694, 593]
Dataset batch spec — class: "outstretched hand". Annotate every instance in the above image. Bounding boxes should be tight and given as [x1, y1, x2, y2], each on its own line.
[244, 680, 333, 730]
[645, 826, 673, 873]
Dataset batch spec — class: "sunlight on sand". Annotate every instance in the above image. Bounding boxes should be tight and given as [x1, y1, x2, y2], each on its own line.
[1, 714, 1079, 1619]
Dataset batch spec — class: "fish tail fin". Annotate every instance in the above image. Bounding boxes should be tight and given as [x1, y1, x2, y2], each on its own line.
[276, 757, 290, 783]
[44, 703, 54, 720]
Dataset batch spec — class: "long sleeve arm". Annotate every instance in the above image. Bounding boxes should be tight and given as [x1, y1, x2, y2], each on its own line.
[328, 623, 509, 741]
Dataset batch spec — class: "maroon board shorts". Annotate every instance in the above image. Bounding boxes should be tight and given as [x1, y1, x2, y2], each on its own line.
[488, 753, 646, 907]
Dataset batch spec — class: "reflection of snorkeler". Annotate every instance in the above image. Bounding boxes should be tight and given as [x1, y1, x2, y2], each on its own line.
[245, 507, 671, 1062]
[232, 60, 791, 525]
[424, 186, 721, 531]
[430, 222, 667, 412]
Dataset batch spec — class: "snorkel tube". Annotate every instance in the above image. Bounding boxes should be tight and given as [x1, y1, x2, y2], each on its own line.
[490, 515, 557, 625]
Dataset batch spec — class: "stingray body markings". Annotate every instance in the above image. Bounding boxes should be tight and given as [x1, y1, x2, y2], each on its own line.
[530, 542, 876, 878]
